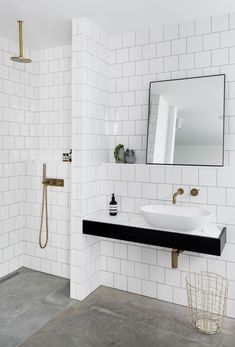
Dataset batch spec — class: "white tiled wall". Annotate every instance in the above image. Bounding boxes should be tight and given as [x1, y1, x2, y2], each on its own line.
[0, 36, 36, 277]
[70, 14, 235, 318]
[108, 13, 235, 166]
[71, 18, 109, 300]
[23, 161, 71, 278]
[0, 160, 25, 277]
[0, 36, 72, 279]
[32, 45, 72, 161]
[22, 45, 72, 278]
[1, 12, 235, 318]
[100, 164, 235, 317]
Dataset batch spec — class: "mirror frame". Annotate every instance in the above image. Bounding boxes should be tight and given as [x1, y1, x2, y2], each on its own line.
[146, 74, 226, 167]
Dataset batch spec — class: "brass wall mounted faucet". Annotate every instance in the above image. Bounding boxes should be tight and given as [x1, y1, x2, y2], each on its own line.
[172, 188, 184, 204]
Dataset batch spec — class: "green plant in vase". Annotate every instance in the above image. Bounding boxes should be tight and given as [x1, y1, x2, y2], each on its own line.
[114, 144, 125, 163]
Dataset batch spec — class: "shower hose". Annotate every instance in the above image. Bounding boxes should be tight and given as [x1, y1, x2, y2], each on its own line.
[39, 165, 49, 249]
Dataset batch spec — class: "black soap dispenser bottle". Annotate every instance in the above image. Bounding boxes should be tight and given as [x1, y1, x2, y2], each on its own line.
[109, 194, 117, 216]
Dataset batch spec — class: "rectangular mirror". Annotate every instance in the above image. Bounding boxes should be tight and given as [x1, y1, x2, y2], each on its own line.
[146, 74, 225, 166]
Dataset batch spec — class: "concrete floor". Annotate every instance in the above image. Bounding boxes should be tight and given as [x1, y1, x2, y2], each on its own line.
[21, 283, 235, 347]
[0, 268, 71, 347]
[1, 269, 235, 347]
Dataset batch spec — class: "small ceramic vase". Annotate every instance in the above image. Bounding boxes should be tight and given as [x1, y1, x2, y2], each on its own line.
[125, 149, 136, 164]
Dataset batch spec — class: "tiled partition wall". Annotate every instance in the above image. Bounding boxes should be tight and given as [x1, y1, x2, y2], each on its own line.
[23, 46, 72, 278]
[71, 18, 109, 299]
[98, 13, 235, 318]
[0, 36, 37, 277]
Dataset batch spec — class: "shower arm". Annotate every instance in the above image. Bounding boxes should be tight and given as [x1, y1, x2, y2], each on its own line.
[18, 21, 23, 58]
[10, 20, 31, 63]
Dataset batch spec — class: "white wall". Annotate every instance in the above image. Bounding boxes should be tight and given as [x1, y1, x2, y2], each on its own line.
[1, 11, 235, 319]
[0, 36, 37, 277]
[31, 45, 72, 162]
[0, 37, 72, 279]
[108, 13, 235, 166]
[23, 46, 72, 278]
[23, 160, 71, 278]
[71, 18, 110, 300]
[98, 13, 235, 317]
[71, 13, 235, 318]
[100, 164, 235, 317]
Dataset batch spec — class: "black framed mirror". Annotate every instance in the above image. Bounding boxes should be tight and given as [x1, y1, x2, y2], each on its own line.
[146, 74, 225, 167]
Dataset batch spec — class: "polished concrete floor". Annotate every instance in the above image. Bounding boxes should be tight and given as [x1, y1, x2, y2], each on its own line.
[21, 282, 235, 347]
[0, 268, 71, 347]
[1, 269, 235, 347]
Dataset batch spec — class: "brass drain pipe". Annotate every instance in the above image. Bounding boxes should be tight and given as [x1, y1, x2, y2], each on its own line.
[171, 249, 183, 268]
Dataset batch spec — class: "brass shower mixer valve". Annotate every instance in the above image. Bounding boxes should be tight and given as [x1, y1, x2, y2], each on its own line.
[42, 178, 64, 187]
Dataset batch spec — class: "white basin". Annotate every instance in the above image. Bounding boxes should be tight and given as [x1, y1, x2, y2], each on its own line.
[140, 205, 211, 232]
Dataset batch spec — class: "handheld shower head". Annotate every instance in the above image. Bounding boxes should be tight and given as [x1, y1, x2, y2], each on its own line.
[11, 21, 32, 64]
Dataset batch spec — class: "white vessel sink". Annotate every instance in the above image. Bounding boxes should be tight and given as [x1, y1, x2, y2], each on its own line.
[140, 205, 211, 232]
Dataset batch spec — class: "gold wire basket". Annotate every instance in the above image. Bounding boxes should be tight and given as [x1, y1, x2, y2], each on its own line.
[186, 272, 229, 334]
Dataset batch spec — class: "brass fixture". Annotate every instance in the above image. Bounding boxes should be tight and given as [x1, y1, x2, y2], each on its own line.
[39, 164, 48, 249]
[39, 164, 64, 249]
[42, 178, 64, 187]
[11, 21, 32, 63]
[191, 188, 200, 197]
[171, 249, 183, 268]
[172, 188, 184, 204]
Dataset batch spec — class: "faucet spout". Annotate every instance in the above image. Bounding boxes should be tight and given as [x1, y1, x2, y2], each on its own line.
[172, 188, 184, 204]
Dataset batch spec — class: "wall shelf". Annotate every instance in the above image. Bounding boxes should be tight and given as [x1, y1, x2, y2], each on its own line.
[83, 212, 226, 256]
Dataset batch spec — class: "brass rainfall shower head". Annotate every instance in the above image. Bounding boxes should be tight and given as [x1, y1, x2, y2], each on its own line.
[11, 20, 32, 63]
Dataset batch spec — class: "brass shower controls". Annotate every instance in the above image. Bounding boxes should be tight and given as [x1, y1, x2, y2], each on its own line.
[191, 188, 200, 196]
[42, 178, 64, 187]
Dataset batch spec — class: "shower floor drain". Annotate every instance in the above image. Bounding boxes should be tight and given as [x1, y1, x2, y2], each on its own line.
[0, 271, 20, 285]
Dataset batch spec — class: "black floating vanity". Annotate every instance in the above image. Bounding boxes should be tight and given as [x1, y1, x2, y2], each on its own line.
[83, 212, 226, 257]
